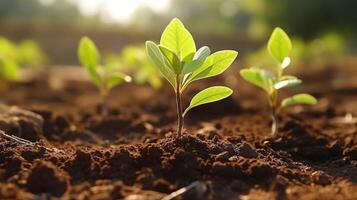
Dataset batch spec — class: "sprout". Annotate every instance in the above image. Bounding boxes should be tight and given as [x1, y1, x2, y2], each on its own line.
[240, 27, 317, 135]
[78, 37, 131, 114]
[0, 37, 21, 87]
[146, 18, 238, 136]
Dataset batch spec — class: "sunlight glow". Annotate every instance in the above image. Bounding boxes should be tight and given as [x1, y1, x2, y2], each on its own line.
[69, 0, 170, 24]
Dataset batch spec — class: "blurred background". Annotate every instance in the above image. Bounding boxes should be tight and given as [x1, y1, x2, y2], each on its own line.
[0, 0, 356, 68]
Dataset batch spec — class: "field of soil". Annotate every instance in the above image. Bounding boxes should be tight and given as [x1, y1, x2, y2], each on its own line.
[0, 58, 356, 200]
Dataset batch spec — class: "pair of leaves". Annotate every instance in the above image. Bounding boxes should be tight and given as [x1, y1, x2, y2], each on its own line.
[184, 50, 238, 87]
[146, 43, 237, 91]
[146, 18, 237, 117]
[241, 67, 316, 107]
[146, 18, 238, 90]
[78, 37, 131, 92]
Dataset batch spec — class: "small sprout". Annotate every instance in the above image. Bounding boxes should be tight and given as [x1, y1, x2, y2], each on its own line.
[240, 27, 317, 135]
[146, 18, 237, 136]
[78, 37, 131, 114]
[0, 55, 20, 82]
[17, 39, 48, 68]
[0, 37, 21, 88]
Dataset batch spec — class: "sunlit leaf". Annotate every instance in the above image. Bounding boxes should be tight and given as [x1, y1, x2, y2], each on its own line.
[240, 68, 274, 92]
[281, 93, 317, 108]
[274, 78, 302, 90]
[187, 50, 238, 83]
[78, 37, 100, 69]
[183, 86, 233, 116]
[267, 27, 292, 63]
[145, 41, 176, 88]
[181, 60, 203, 76]
[160, 18, 196, 59]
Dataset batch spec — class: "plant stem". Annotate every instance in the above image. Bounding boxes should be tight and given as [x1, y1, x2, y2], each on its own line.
[99, 83, 109, 116]
[269, 90, 278, 135]
[271, 106, 278, 135]
[175, 76, 184, 136]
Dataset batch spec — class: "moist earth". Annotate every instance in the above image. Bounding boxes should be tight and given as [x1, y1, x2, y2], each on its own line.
[0, 61, 356, 200]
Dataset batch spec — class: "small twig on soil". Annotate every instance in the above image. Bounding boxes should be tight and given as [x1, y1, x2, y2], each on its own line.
[0, 130, 62, 153]
[161, 181, 203, 200]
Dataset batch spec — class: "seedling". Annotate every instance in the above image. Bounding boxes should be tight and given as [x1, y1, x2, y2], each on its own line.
[146, 18, 238, 136]
[78, 37, 131, 114]
[240, 27, 317, 135]
[0, 37, 21, 88]
[0, 54, 20, 84]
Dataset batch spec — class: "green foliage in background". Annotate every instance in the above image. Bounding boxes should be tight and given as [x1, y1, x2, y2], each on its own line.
[78, 37, 131, 99]
[0, 36, 47, 83]
[240, 27, 316, 135]
[146, 18, 237, 135]
[17, 39, 48, 68]
[104, 45, 163, 90]
[245, 32, 346, 69]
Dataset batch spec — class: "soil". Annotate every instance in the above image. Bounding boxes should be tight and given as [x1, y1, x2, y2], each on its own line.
[0, 58, 357, 200]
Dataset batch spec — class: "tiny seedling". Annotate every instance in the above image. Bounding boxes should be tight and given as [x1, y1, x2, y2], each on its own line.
[0, 54, 20, 84]
[240, 27, 317, 135]
[78, 37, 131, 114]
[0, 37, 21, 88]
[146, 18, 238, 136]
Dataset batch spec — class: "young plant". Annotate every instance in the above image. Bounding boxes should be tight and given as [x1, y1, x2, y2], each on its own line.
[78, 37, 131, 113]
[0, 37, 21, 89]
[146, 18, 238, 136]
[0, 54, 20, 84]
[240, 27, 317, 135]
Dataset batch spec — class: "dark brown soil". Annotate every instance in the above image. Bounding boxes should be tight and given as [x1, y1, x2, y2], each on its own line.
[0, 59, 357, 199]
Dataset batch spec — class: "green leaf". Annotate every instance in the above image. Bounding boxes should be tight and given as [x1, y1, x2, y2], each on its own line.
[160, 18, 196, 59]
[181, 60, 203, 76]
[193, 46, 210, 61]
[240, 68, 274, 92]
[187, 50, 238, 83]
[267, 27, 292, 63]
[78, 37, 100, 69]
[281, 93, 317, 108]
[274, 78, 302, 90]
[1, 60, 20, 81]
[158, 45, 181, 74]
[182, 52, 194, 63]
[183, 86, 233, 116]
[181, 46, 210, 76]
[78, 37, 101, 87]
[107, 73, 132, 90]
[87, 67, 101, 88]
[145, 41, 176, 88]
